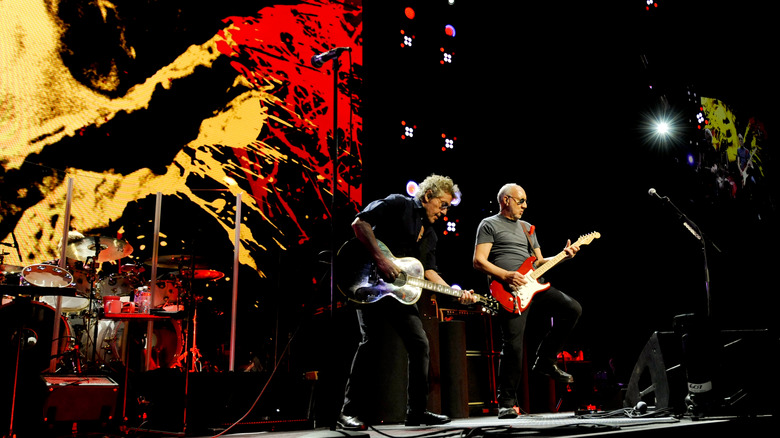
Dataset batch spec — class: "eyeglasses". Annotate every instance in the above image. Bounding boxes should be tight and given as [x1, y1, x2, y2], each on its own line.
[506, 196, 526, 206]
[437, 198, 451, 210]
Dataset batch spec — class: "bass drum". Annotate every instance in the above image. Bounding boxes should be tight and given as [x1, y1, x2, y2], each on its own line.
[149, 318, 183, 370]
[87, 319, 125, 364]
[0, 299, 71, 373]
[88, 318, 183, 370]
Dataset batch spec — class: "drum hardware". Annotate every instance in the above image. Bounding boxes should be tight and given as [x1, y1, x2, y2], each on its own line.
[147, 254, 208, 372]
[62, 235, 133, 365]
[1, 231, 23, 263]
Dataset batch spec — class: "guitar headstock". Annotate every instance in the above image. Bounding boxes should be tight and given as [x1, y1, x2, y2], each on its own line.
[574, 231, 601, 246]
[479, 294, 500, 315]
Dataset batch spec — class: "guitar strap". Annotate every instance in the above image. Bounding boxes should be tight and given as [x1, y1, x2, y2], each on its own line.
[520, 222, 540, 273]
[519, 222, 534, 252]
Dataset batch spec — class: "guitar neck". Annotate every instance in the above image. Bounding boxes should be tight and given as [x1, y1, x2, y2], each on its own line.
[529, 250, 567, 280]
[406, 276, 462, 298]
[529, 233, 598, 280]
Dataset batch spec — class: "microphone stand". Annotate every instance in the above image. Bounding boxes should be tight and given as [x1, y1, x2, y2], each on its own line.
[329, 56, 340, 321]
[654, 195, 721, 318]
[326, 55, 342, 430]
[311, 46, 349, 428]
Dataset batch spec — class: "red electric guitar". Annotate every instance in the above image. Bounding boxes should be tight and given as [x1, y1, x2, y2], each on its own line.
[489, 231, 600, 314]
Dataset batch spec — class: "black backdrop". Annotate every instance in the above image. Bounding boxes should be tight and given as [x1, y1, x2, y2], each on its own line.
[361, 0, 780, 390]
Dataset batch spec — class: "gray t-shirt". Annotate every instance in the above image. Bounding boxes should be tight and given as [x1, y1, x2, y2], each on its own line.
[475, 214, 540, 273]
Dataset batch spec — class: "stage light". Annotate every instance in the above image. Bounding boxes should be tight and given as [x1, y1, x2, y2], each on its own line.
[401, 120, 416, 140]
[640, 106, 685, 150]
[445, 24, 456, 37]
[401, 32, 414, 48]
[401, 6, 416, 48]
[406, 180, 418, 197]
[442, 133, 455, 151]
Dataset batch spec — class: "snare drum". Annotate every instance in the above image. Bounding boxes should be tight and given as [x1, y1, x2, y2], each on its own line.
[38, 295, 91, 314]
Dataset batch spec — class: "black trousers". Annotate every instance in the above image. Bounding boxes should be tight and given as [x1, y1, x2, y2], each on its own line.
[341, 299, 430, 417]
[496, 285, 582, 408]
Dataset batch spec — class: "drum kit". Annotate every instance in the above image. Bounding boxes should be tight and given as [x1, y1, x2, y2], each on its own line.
[1, 234, 225, 374]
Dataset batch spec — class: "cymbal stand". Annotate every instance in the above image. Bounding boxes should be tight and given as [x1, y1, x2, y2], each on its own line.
[84, 236, 106, 367]
[188, 296, 203, 373]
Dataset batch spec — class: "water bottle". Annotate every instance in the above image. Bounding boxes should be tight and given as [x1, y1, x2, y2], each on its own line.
[136, 288, 151, 314]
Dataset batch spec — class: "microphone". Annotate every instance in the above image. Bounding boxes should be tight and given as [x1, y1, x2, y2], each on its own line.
[311, 47, 351, 68]
[647, 188, 666, 200]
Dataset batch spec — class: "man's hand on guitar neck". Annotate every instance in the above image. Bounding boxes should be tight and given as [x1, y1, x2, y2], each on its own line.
[458, 289, 479, 305]
[562, 239, 580, 260]
[426, 269, 478, 305]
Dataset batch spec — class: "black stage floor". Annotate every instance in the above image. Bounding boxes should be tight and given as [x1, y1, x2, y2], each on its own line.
[170, 412, 775, 438]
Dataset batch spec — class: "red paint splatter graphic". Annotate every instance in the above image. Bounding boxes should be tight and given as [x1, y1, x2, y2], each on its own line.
[217, 1, 363, 245]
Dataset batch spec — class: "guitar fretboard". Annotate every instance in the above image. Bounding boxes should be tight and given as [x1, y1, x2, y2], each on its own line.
[406, 277, 461, 298]
[530, 233, 599, 280]
[406, 276, 494, 306]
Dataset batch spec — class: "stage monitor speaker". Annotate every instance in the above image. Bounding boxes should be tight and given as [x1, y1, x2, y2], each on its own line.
[624, 331, 687, 413]
[625, 329, 777, 416]
[41, 375, 119, 423]
[440, 320, 469, 418]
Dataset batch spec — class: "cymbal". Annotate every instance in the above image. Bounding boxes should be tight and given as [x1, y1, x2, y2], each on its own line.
[1, 264, 24, 274]
[177, 269, 225, 281]
[147, 254, 207, 269]
[65, 236, 133, 262]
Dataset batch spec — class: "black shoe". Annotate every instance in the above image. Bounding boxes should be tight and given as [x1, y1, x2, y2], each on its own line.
[498, 407, 518, 419]
[404, 411, 451, 426]
[337, 413, 367, 431]
[532, 358, 574, 383]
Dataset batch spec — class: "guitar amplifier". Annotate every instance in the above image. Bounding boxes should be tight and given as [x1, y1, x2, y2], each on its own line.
[41, 375, 119, 423]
